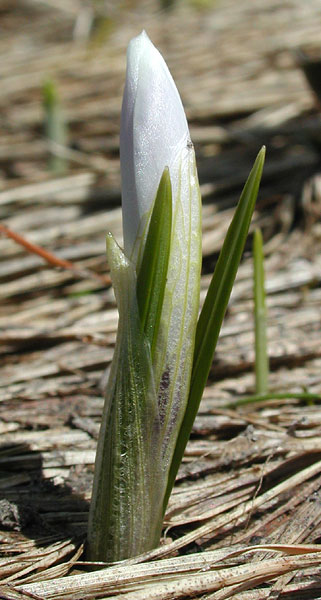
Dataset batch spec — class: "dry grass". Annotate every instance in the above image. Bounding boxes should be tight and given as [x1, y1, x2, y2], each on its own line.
[1, 0, 321, 597]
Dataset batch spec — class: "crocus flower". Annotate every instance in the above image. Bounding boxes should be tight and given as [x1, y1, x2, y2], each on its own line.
[87, 31, 202, 562]
[87, 30, 265, 564]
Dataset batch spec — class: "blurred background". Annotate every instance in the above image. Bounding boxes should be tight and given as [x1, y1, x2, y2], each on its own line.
[1, 0, 321, 250]
[1, 0, 321, 205]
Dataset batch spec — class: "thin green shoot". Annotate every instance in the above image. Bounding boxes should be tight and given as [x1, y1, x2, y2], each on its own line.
[253, 228, 269, 395]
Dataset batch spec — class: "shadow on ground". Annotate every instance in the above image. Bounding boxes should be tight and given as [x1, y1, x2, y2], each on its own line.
[0, 442, 89, 548]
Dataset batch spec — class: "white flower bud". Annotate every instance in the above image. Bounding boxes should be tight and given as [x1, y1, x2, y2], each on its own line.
[120, 30, 191, 261]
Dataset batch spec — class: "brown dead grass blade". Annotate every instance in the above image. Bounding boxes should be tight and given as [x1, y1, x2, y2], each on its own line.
[1, 0, 321, 597]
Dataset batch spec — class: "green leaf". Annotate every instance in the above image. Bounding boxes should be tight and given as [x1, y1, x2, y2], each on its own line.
[253, 227, 269, 395]
[136, 167, 172, 358]
[87, 234, 164, 562]
[163, 146, 265, 512]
